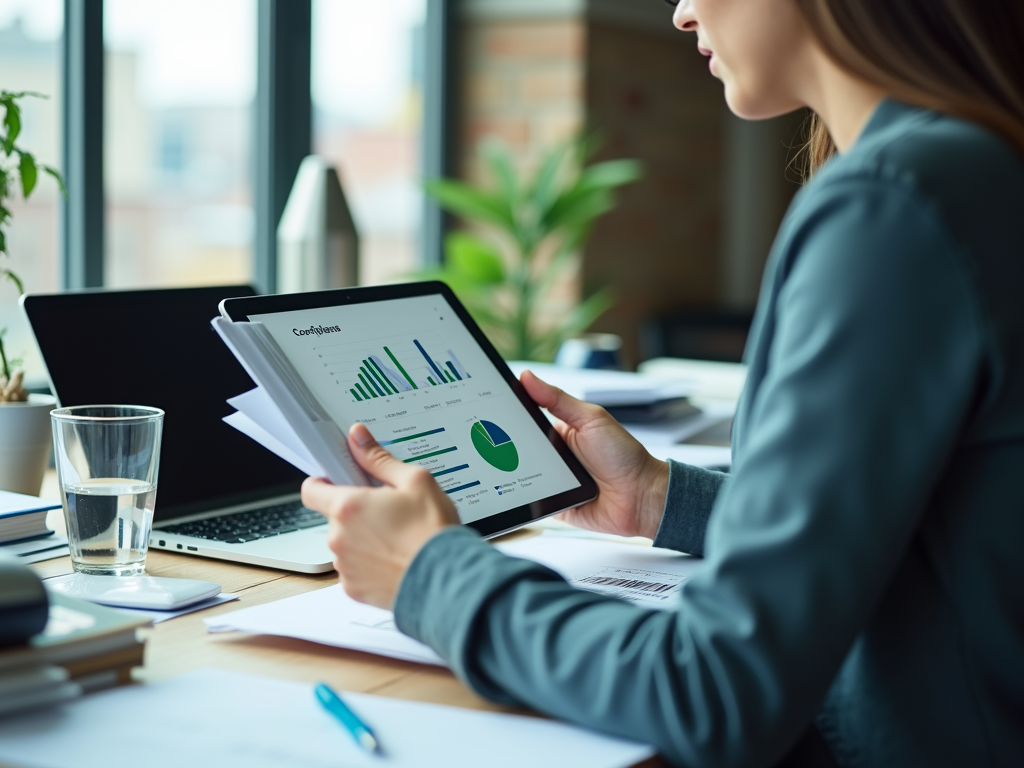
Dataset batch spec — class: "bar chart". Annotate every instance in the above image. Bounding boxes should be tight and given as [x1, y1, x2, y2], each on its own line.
[345, 338, 471, 403]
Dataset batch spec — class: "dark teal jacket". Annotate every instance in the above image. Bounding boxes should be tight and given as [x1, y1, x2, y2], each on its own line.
[393, 101, 1024, 767]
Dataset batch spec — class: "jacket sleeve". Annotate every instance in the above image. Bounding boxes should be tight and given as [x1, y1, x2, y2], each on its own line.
[652, 460, 730, 556]
[393, 174, 985, 767]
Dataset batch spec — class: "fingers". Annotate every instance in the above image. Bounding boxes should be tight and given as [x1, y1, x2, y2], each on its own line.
[301, 476, 339, 515]
[520, 370, 601, 428]
[348, 423, 431, 488]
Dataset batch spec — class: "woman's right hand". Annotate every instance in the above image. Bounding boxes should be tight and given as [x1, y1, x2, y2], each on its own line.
[520, 370, 669, 540]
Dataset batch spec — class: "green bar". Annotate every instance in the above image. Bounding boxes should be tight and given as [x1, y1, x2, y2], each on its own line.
[427, 376, 436, 386]
[355, 382, 371, 400]
[381, 427, 446, 446]
[350, 388, 362, 401]
[385, 346, 418, 390]
[367, 358, 397, 394]
[444, 371, 455, 383]
[358, 373, 379, 397]
[364, 370, 387, 399]
[364, 359, 394, 395]
[403, 446, 458, 463]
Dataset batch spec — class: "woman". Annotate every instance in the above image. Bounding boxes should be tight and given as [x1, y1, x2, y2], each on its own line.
[302, 0, 1024, 765]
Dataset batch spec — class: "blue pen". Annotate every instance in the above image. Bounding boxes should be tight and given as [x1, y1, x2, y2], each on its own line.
[315, 682, 382, 755]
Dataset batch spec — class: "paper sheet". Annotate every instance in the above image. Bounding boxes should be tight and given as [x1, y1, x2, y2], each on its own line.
[116, 592, 239, 624]
[498, 534, 701, 609]
[205, 584, 443, 665]
[0, 668, 654, 768]
[205, 535, 702, 664]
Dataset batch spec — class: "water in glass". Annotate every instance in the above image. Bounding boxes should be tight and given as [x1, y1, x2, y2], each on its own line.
[62, 477, 157, 576]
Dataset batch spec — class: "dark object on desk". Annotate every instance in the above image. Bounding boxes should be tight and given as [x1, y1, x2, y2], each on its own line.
[605, 397, 700, 424]
[0, 585, 150, 718]
[640, 310, 753, 363]
[22, 286, 333, 573]
[0, 555, 48, 647]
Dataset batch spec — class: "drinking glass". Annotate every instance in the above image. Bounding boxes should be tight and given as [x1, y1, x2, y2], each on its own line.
[51, 405, 164, 576]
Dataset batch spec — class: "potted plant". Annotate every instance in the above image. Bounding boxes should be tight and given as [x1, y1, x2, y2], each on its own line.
[0, 90, 66, 495]
[419, 137, 641, 362]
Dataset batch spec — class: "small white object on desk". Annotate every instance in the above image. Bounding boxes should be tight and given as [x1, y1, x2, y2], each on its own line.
[45, 573, 222, 611]
[0, 668, 655, 768]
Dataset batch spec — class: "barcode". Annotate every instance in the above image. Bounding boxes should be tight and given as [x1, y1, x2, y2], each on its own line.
[578, 575, 676, 593]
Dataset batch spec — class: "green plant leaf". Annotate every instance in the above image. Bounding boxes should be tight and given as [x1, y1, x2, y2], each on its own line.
[18, 151, 37, 198]
[482, 140, 519, 205]
[423, 178, 515, 231]
[529, 141, 570, 220]
[1, 96, 20, 155]
[42, 165, 67, 197]
[577, 159, 644, 190]
[445, 232, 505, 285]
[0, 227, 6, 256]
[1, 267, 24, 295]
[543, 187, 615, 231]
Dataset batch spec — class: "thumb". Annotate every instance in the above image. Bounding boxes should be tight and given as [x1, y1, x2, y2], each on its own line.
[348, 423, 422, 487]
[520, 370, 602, 429]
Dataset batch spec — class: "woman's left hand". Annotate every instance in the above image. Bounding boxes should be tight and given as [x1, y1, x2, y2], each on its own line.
[301, 423, 460, 610]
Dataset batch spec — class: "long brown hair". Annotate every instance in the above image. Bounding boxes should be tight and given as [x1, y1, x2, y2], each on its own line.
[794, 0, 1024, 176]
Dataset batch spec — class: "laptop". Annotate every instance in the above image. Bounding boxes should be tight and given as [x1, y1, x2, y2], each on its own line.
[22, 286, 334, 573]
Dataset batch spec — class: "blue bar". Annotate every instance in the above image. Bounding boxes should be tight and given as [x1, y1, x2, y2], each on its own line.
[445, 361, 463, 381]
[444, 481, 481, 495]
[431, 464, 470, 478]
[413, 339, 447, 384]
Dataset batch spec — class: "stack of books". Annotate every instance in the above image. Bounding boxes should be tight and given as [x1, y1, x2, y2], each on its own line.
[0, 490, 67, 564]
[0, 562, 149, 717]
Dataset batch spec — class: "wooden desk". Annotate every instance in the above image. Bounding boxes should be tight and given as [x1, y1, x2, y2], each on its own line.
[31, 473, 664, 766]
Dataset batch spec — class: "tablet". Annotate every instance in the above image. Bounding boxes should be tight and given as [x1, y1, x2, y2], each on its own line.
[219, 282, 597, 538]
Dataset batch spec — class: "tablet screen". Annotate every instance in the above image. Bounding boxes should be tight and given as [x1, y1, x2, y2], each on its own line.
[246, 293, 582, 525]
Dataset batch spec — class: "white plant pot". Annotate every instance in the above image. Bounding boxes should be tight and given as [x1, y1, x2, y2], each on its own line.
[0, 394, 57, 496]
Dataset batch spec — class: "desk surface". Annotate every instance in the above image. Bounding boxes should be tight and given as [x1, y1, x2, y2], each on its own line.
[30, 472, 664, 767]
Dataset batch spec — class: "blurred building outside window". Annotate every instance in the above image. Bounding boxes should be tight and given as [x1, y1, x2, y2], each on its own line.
[311, 0, 425, 287]
[104, 0, 256, 289]
[0, 0, 62, 386]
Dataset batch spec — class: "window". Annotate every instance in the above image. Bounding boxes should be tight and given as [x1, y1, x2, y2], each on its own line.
[311, 0, 426, 286]
[104, 0, 256, 288]
[0, 0, 62, 385]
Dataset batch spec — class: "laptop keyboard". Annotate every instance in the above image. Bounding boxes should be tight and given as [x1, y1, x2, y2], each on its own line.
[158, 502, 326, 544]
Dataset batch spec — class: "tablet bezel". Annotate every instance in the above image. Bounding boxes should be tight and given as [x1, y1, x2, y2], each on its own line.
[219, 281, 598, 538]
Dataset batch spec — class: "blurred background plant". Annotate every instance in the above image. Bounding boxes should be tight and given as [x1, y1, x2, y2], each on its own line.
[0, 90, 65, 401]
[417, 137, 641, 361]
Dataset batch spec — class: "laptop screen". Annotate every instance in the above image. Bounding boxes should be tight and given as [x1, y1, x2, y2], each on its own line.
[24, 286, 306, 522]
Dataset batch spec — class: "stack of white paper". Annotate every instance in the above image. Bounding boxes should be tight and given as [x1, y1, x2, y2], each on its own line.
[0, 668, 655, 768]
[205, 534, 702, 666]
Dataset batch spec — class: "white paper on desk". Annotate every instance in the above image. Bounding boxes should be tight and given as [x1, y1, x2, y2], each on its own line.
[0, 668, 653, 768]
[206, 536, 701, 665]
[508, 361, 693, 405]
[1, 533, 69, 563]
[205, 584, 444, 665]
[499, 534, 702, 610]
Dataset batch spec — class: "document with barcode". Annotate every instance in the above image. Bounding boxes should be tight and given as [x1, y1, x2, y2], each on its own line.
[498, 532, 699, 610]
[204, 532, 701, 670]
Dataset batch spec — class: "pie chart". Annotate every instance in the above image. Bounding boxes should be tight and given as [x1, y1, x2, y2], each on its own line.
[470, 420, 520, 472]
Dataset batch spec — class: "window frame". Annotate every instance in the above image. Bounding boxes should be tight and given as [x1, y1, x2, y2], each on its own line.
[60, 0, 452, 292]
